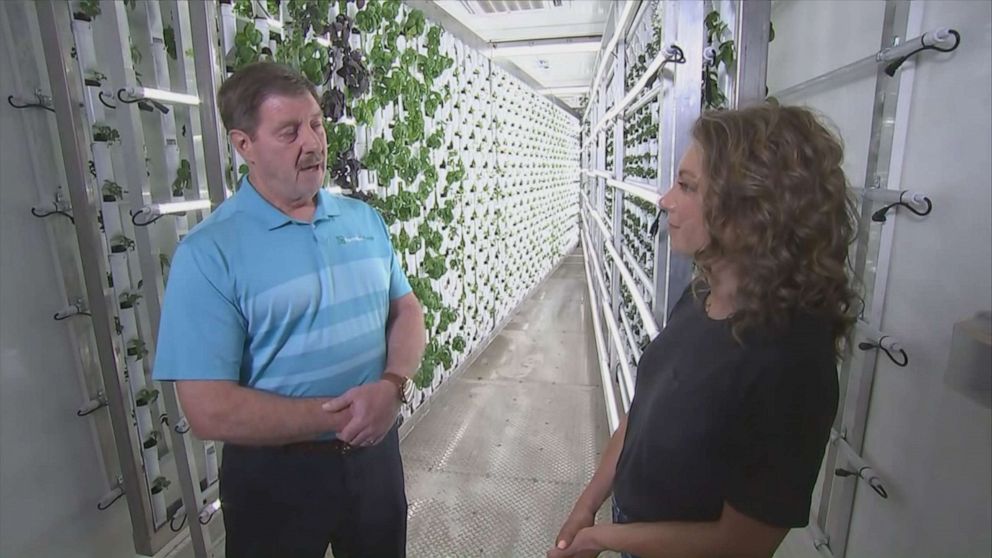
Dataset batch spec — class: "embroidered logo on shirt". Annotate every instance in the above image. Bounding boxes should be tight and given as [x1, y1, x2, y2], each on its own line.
[337, 234, 374, 245]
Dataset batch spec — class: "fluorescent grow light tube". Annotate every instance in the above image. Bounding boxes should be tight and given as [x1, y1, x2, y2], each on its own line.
[538, 86, 590, 96]
[147, 199, 212, 216]
[125, 87, 200, 106]
[490, 39, 601, 58]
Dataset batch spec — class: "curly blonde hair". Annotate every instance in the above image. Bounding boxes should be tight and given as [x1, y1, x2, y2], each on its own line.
[690, 104, 859, 356]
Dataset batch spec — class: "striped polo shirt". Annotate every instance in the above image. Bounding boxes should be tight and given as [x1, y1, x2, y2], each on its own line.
[152, 178, 412, 398]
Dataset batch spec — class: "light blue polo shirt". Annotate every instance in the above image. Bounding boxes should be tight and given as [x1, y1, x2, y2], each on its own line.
[152, 178, 412, 398]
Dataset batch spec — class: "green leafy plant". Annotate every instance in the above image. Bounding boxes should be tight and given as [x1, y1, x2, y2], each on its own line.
[422, 253, 446, 279]
[150, 476, 171, 494]
[93, 124, 121, 145]
[326, 122, 355, 157]
[127, 338, 148, 360]
[424, 90, 443, 117]
[135, 387, 160, 407]
[299, 40, 329, 84]
[401, 9, 425, 38]
[102, 180, 124, 201]
[286, 0, 332, 37]
[353, 97, 377, 126]
[368, 35, 397, 73]
[381, 0, 401, 22]
[77, 0, 101, 19]
[159, 253, 171, 280]
[354, 0, 382, 33]
[437, 307, 457, 332]
[703, 10, 735, 110]
[233, 24, 264, 70]
[110, 234, 135, 253]
[234, 0, 253, 18]
[143, 431, 163, 451]
[171, 159, 192, 196]
[425, 129, 444, 150]
[163, 25, 177, 60]
[119, 289, 142, 309]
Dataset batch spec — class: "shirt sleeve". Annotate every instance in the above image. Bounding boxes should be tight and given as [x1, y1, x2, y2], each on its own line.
[724, 351, 839, 528]
[372, 208, 412, 300]
[152, 241, 247, 382]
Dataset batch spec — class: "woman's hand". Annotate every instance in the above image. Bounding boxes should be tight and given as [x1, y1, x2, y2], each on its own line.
[547, 525, 604, 558]
[550, 509, 595, 556]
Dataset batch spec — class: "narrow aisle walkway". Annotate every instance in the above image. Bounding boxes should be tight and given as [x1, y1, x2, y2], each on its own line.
[401, 251, 616, 557]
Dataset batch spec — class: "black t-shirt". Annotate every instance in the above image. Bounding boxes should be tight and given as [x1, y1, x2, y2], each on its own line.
[613, 286, 839, 528]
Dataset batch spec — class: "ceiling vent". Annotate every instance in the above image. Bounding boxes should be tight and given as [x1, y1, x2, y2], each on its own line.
[461, 0, 564, 15]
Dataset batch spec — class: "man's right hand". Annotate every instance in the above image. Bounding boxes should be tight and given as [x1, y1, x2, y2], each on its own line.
[554, 508, 596, 552]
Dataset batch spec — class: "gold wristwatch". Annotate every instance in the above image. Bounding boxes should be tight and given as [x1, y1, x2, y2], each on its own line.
[382, 372, 413, 405]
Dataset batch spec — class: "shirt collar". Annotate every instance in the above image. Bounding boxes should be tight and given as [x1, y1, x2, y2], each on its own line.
[236, 177, 341, 230]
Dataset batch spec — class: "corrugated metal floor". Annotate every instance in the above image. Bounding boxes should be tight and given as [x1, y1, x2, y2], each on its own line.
[401, 252, 618, 557]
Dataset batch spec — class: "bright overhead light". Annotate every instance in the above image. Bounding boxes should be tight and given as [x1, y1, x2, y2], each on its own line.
[491, 40, 601, 58]
[127, 87, 200, 106]
[538, 86, 590, 96]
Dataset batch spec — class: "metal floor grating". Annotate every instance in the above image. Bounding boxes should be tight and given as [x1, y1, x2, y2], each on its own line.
[401, 253, 620, 557]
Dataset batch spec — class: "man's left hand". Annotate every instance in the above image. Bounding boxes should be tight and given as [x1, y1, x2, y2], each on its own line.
[322, 380, 399, 447]
[546, 526, 604, 558]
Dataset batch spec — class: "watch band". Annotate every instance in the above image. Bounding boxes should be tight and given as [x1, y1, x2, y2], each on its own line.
[382, 372, 411, 404]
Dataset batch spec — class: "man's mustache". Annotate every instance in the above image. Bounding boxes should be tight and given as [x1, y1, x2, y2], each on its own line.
[298, 156, 325, 169]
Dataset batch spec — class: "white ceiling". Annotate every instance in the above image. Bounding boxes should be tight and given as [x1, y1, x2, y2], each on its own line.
[432, 0, 618, 108]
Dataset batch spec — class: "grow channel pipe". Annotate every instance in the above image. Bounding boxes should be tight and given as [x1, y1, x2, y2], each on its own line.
[585, 44, 684, 147]
[581, 214, 637, 404]
[581, 193, 660, 339]
[583, 169, 659, 207]
[581, 235, 621, 433]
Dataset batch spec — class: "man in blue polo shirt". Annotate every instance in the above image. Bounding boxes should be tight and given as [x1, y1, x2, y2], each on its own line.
[153, 62, 425, 558]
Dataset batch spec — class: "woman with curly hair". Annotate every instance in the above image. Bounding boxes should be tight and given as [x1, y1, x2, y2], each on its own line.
[551, 104, 859, 558]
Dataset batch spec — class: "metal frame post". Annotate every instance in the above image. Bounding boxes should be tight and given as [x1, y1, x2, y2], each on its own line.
[163, 0, 208, 207]
[594, 68, 613, 377]
[138, 4, 219, 552]
[658, 0, 704, 322]
[610, 38, 627, 376]
[188, 0, 229, 204]
[732, 0, 770, 108]
[34, 1, 158, 555]
[823, 2, 912, 557]
[652, 1, 677, 328]
[99, 8, 195, 548]
[103, 0, 167, 365]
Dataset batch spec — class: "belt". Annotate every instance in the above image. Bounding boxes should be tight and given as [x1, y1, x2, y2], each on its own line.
[281, 438, 361, 455]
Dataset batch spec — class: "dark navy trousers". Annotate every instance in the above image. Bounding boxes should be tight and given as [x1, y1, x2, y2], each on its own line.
[219, 424, 407, 558]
